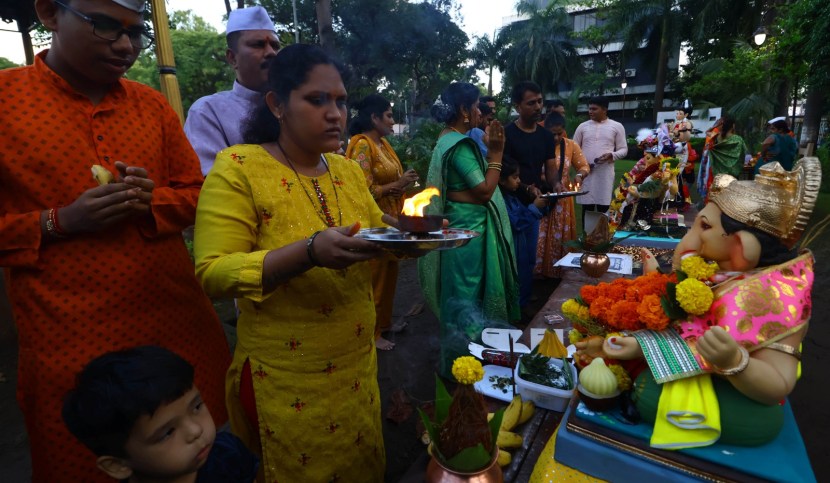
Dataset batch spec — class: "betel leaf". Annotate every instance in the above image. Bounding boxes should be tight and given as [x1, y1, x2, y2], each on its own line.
[434, 375, 452, 424]
[676, 270, 688, 282]
[445, 443, 493, 472]
[416, 407, 440, 455]
[660, 283, 688, 320]
[489, 408, 504, 448]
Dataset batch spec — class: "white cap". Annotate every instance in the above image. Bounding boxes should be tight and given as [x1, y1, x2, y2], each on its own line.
[226, 7, 276, 35]
[111, 0, 145, 13]
[768, 116, 786, 124]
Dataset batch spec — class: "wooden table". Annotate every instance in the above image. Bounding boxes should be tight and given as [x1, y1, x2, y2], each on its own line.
[519, 268, 621, 348]
[401, 267, 636, 481]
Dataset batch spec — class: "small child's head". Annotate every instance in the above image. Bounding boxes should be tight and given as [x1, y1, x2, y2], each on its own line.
[63, 346, 216, 482]
[499, 156, 522, 192]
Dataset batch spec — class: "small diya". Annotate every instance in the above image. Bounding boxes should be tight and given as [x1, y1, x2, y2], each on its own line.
[398, 187, 442, 234]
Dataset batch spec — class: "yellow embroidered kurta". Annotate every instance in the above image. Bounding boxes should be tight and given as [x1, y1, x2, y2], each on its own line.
[346, 135, 405, 336]
[194, 144, 386, 482]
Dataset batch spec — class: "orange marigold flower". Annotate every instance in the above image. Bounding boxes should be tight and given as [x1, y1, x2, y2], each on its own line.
[625, 284, 642, 302]
[605, 284, 627, 301]
[581, 285, 600, 305]
[607, 300, 640, 330]
[589, 296, 615, 324]
[638, 294, 670, 330]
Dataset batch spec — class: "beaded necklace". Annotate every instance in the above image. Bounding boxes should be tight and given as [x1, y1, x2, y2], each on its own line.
[276, 140, 342, 228]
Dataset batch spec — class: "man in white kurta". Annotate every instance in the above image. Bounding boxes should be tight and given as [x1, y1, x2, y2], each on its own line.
[184, 7, 279, 175]
[572, 96, 627, 230]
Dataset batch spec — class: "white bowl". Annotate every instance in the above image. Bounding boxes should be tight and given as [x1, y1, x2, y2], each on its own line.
[514, 356, 578, 412]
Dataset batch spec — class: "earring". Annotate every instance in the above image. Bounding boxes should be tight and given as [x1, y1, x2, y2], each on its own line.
[464, 115, 470, 124]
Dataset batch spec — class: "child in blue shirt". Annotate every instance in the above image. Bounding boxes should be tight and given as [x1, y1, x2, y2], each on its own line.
[63, 346, 258, 483]
[499, 157, 548, 309]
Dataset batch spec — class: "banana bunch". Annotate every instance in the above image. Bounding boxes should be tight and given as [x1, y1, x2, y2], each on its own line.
[91, 165, 114, 186]
[490, 395, 536, 467]
[538, 329, 569, 358]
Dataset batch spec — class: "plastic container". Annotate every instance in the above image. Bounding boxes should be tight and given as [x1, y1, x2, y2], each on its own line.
[514, 356, 578, 412]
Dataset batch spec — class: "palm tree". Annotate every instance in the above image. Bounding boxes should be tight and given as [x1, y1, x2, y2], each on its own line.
[471, 33, 503, 96]
[604, 0, 686, 124]
[499, 1, 582, 95]
[315, 0, 334, 52]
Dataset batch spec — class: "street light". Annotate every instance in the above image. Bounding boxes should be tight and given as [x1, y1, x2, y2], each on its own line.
[621, 79, 627, 120]
[753, 26, 767, 46]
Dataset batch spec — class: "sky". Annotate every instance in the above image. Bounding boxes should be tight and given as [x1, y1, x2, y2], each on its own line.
[0, 0, 518, 87]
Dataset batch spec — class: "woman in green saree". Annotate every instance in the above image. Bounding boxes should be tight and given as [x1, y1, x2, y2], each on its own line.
[418, 82, 521, 378]
[708, 117, 748, 179]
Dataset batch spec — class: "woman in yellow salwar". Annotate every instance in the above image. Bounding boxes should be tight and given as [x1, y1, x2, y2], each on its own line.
[536, 112, 591, 278]
[194, 44, 394, 482]
[345, 94, 419, 350]
[419, 82, 521, 379]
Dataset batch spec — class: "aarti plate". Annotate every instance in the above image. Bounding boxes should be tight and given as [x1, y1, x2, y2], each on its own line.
[354, 227, 479, 257]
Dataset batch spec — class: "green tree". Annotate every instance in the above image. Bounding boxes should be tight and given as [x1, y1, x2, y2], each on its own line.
[776, 0, 830, 150]
[0, 57, 20, 70]
[682, 44, 777, 148]
[602, 0, 686, 123]
[499, 1, 582, 94]
[126, 10, 234, 114]
[254, 0, 469, 113]
[471, 33, 503, 96]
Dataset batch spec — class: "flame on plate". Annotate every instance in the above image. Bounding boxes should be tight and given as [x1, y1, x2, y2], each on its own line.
[402, 187, 439, 216]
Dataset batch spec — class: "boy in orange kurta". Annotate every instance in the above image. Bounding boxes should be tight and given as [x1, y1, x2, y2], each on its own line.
[0, 1, 230, 481]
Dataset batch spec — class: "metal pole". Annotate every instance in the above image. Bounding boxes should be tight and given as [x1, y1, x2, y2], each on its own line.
[292, 0, 300, 43]
[150, 0, 184, 124]
[622, 88, 626, 121]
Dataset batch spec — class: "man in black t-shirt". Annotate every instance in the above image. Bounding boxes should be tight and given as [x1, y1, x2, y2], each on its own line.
[504, 81, 558, 196]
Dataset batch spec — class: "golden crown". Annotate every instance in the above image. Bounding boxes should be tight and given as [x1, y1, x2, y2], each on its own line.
[709, 157, 822, 248]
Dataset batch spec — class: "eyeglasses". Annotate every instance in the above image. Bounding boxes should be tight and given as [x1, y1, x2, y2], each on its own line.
[54, 0, 154, 50]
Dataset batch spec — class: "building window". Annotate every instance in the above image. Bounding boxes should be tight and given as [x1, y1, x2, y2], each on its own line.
[573, 13, 597, 33]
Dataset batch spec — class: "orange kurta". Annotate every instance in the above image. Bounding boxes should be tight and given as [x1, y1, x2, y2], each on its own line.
[536, 138, 590, 278]
[345, 135, 404, 336]
[0, 53, 230, 482]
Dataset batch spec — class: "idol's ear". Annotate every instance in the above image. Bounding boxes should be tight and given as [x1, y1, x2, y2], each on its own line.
[729, 231, 761, 271]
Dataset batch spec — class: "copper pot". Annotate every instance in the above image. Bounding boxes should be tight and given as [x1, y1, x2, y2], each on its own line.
[580, 252, 610, 278]
[425, 445, 503, 483]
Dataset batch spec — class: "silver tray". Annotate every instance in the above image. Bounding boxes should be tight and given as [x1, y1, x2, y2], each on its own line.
[540, 190, 589, 200]
[355, 227, 479, 257]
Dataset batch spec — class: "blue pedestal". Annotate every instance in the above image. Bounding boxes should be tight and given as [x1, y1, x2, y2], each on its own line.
[554, 400, 816, 482]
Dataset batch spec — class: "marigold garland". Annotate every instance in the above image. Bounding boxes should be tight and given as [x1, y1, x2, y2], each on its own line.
[637, 294, 671, 330]
[681, 255, 719, 281]
[451, 356, 485, 385]
[568, 329, 584, 344]
[608, 364, 633, 391]
[675, 278, 715, 315]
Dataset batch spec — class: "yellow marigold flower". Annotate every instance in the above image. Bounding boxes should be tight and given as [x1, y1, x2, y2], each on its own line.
[568, 329, 584, 344]
[561, 299, 579, 316]
[608, 364, 632, 391]
[576, 305, 590, 320]
[452, 356, 484, 385]
[676, 278, 714, 315]
[681, 256, 718, 281]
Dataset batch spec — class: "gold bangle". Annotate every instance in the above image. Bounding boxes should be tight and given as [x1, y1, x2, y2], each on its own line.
[764, 342, 801, 360]
[714, 346, 750, 376]
[487, 163, 502, 171]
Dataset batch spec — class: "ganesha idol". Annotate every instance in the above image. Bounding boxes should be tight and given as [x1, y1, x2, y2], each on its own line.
[530, 158, 822, 482]
[608, 143, 678, 232]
